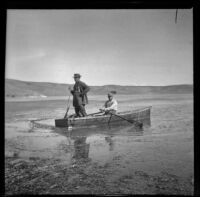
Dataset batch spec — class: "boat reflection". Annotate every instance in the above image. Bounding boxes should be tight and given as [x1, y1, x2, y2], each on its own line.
[54, 124, 144, 163]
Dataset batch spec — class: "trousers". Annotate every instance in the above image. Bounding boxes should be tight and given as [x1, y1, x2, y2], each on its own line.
[105, 109, 117, 115]
[75, 104, 87, 117]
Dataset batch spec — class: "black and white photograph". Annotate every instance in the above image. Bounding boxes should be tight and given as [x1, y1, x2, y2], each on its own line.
[5, 9, 193, 195]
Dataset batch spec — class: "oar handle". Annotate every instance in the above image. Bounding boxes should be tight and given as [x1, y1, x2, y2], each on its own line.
[64, 93, 71, 118]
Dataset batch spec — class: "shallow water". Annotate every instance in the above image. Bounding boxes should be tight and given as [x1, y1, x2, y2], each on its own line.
[5, 94, 193, 181]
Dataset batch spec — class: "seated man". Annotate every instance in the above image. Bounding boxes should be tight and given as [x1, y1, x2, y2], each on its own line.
[99, 92, 118, 115]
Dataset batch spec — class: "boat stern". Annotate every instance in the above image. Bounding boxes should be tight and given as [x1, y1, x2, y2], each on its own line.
[55, 118, 69, 127]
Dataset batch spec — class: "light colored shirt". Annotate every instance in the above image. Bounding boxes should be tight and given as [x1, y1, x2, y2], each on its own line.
[103, 98, 118, 111]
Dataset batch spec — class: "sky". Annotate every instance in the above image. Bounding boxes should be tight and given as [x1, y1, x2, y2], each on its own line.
[6, 9, 193, 86]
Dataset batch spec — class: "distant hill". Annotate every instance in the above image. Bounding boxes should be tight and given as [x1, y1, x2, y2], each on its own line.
[5, 78, 193, 97]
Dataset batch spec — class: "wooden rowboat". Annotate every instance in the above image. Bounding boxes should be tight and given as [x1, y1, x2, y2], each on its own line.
[55, 106, 152, 129]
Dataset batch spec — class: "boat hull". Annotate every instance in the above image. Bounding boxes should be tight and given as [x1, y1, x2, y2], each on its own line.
[55, 106, 152, 129]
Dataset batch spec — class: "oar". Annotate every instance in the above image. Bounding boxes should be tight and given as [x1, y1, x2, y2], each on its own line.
[86, 111, 104, 116]
[108, 111, 143, 128]
[68, 111, 104, 119]
[64, 94, 71, 119]
[108, 113, 113, 125]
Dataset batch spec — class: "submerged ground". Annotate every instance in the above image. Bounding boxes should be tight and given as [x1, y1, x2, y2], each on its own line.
[5, 94, 193, 195]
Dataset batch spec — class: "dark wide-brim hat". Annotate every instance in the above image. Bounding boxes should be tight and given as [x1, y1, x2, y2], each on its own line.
[73, 73, 81, 78]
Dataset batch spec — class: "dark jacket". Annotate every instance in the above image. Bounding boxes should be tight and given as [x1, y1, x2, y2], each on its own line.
[70, 81, 90, 107]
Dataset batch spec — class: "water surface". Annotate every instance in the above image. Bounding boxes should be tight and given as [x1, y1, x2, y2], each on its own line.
[5, 94, 193, 179]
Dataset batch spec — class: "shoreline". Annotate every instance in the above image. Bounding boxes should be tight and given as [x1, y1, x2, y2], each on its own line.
[5, 93, 193, 102]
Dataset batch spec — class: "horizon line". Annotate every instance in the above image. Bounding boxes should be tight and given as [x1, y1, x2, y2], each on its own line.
[5, 78, 193, 87]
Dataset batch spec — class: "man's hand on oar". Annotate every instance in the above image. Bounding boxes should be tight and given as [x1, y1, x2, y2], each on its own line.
[68, 86, 72, 91]
[99, 108, 105, 112]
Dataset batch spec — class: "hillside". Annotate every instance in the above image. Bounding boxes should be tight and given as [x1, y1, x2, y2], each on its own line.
[5, 79, 193, 97]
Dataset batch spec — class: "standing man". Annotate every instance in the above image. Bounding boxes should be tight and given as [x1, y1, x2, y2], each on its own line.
[69, 73, 90, 117]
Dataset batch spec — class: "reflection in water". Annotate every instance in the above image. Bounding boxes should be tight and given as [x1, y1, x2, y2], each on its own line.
[71, 136, 90, 160]
[54, 124, 145, 163]
[105, 135, 114, 151]
[60, 131, 90, 161]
